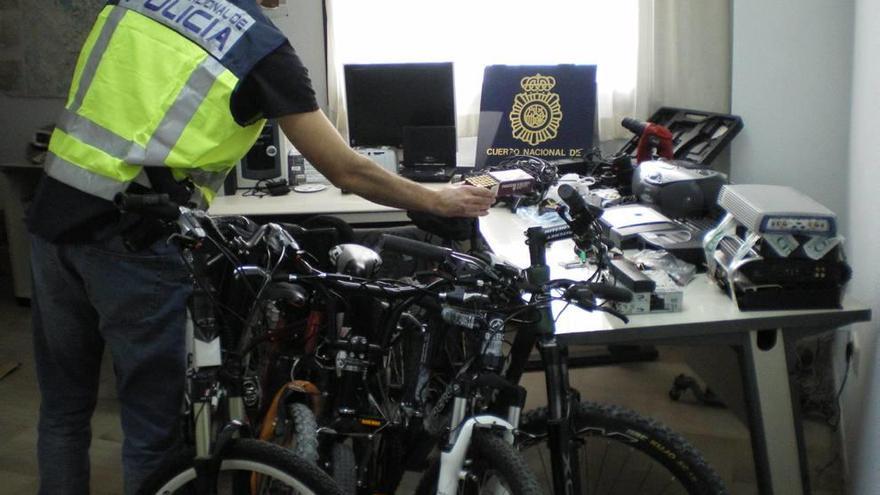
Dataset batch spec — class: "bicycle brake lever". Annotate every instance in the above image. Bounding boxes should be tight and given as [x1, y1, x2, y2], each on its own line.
[178, 209, 206, 239]
[265, 223, 300, 253]
[595, 305, 629, 324]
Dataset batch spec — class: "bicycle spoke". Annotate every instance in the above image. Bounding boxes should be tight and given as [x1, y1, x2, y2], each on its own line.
[593, 439, 611, 495]
[580, 442, 589, 495]
[656, 475, 677, 495]
[635, 459, 655, 494]
[606, 446, 635, 494]
[537, 445, 552, 490]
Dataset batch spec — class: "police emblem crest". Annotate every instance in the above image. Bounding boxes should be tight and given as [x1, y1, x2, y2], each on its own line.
[508, 73, 563, 146]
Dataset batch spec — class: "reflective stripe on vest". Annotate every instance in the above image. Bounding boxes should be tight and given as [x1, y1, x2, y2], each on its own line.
[45, 151, 132, 200]
[188, 169, 228, 207]
[68, 7, 127, 114]
[46, 4, 268, 203]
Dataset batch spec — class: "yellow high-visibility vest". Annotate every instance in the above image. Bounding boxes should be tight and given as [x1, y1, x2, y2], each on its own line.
[46, 0, 286, 205]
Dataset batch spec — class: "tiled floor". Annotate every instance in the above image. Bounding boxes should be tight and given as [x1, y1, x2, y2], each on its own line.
[0, 260, 845, 494]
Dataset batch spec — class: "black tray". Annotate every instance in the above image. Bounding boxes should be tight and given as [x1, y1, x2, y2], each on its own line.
[619, 107, 744, 166]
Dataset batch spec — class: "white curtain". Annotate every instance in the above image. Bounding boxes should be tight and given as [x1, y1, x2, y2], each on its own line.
[326, 0, 730, 142]
[636, 0, 732, 118]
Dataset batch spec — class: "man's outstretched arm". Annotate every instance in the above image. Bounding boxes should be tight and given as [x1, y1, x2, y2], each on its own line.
[278, 110, 495, 218]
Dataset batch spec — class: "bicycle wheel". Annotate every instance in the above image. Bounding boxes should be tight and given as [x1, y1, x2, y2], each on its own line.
[415, 429, 544, 495]
[286, 402, 319, 465]
[329, 442, 357, 495]
[517, 401, 728, 495]
[138, 438, 343, 495]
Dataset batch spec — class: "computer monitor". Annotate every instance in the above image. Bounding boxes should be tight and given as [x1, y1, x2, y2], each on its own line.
[343, 62, 456, 149]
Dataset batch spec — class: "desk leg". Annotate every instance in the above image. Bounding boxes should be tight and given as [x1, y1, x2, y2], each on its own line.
[741, 329, 807, 495]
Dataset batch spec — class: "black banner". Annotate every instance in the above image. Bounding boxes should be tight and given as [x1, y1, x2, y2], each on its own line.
[475, 64, 596, 168]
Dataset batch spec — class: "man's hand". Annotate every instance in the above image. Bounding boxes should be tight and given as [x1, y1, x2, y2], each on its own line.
[431, 184, 496, 217]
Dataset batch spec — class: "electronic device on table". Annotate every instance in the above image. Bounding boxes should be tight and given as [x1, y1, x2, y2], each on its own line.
[598, 201, 720, 268]
[619, 107, 744, 166]
[598, 204, 680, 249]
[632, 159, 727, 218]
[356, 147, 398, 175]
[606, 257, 683, 315]
[344, 62, 457, 183]
[464, 169, 535, 198]
[234, 121, 290, 189]
[600, 107, 743, 202]
[704, 184, 850, 310]
[637, 217, 717, 267]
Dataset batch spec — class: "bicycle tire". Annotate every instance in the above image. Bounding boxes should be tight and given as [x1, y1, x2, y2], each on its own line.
[414, 429, 544, 495]
[287, 402, 319, 465]
[517, 400, 728, 495]
[137, 438, 343, 495]
[330, 442, 357, 495]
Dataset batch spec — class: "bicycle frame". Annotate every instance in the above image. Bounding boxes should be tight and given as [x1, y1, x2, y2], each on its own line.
[177, 235, 261, 494]
[301, 270, 528, 495]
[437, 413, 515, 495]
[503, 226, 586, 495]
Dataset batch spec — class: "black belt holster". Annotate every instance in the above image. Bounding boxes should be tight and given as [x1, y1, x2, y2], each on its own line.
[120, 168, 194, 252]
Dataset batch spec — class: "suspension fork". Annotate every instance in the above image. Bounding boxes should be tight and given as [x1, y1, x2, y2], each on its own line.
[538, 333, 582, 495]
[521, 226, 582, 495]
[191, 369, 216, 459]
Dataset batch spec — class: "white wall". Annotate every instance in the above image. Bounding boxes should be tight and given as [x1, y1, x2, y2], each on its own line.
[730, 0, 853, 234]
[732, 0, 880, 487]
[271, 1, 328, 110]
[843, 0, 880, 490]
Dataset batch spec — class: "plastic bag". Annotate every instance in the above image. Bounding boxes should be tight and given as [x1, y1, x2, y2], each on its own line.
[629, 249, 697, 286]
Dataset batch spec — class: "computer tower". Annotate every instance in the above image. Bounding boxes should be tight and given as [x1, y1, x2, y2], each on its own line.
[235, 121, 290, 189]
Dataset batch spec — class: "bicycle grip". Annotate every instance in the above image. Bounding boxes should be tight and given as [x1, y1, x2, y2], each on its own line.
[557, 184, 589, 217]
[379, 234, 451, 263]
[587, 283, 633, 303]
[114, 192, 180, 220]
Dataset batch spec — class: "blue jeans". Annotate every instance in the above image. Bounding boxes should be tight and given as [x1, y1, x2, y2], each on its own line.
[31, 233, 191, 495]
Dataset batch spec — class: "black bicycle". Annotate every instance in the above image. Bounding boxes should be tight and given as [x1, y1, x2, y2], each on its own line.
[376, 184, 729, 495]
[115, 193, 342, 495]
[260, 236, 544, 494]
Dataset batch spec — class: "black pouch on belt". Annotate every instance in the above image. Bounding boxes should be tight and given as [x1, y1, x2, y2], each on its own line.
[120, 168, 194, 252]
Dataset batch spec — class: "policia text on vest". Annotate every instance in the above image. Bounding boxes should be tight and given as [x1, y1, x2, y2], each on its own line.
[124, 0, 256, 58]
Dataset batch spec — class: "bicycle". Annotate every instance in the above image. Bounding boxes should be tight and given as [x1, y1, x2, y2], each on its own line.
[116, 194, 544, 494]
[376, 184, 729, 495]
[263, 236, 543, 494]
[114, 193, 342, 495]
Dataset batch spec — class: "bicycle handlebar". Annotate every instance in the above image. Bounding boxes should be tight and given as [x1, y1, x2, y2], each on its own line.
[556, 184, 602, 242]
[379, 234, 452, 263]
[114, 192, 180, 221]
[582, 282, 633, 303]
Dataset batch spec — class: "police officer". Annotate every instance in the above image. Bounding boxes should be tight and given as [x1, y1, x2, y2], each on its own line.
[26, 0, 494, 493]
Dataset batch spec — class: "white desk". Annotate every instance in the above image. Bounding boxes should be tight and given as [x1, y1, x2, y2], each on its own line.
[210, 183, 449, 224]
[479, 208, 872, 495]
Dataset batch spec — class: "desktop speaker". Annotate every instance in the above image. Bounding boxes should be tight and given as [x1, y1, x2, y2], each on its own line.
[403, 125, 456, 168]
